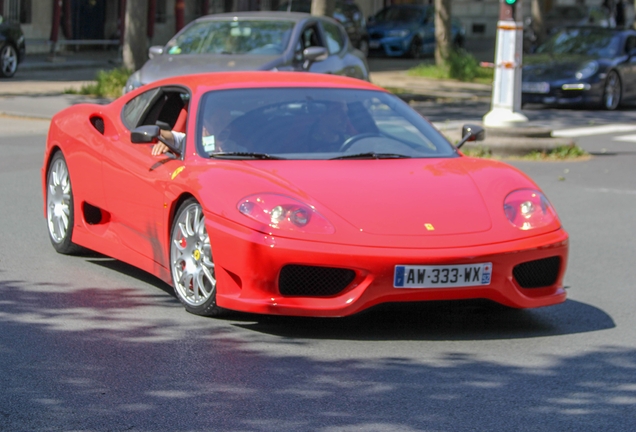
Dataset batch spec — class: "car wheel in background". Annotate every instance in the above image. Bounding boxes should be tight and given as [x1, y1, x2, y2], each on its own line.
[602, 70, 622, 110]
[0, 44, 18, 78]
[407, 37, 423, 59]
[170, 198, 225, 316]
[46, 152, 82, 254]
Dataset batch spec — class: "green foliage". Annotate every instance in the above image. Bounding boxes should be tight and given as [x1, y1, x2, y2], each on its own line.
[66, 67, 132, 99]
[407, 49, 493, 83]
[525, 144, 589, 160]
[461, 146, 494, 158]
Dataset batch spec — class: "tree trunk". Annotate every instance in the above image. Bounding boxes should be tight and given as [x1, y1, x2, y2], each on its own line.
[311, 0, 334, 17]
[531, 0, 545, 45]
[123, 0, 148, 71]
[434, 0, 452, 67]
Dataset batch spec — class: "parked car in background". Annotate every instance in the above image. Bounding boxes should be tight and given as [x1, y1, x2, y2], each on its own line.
[125, 12, 369, 93]
[0, 15, 26, 78]
[522, 27, 636, 110]
[277, 0, 370, 56]
[367, 5, 465, 58]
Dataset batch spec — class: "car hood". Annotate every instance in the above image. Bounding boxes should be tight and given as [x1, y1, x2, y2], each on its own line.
[523, 54, 598, 81]
[368, 22, 419, 34]
[139, 54, 282, 84]
[191, 157, 552, 248]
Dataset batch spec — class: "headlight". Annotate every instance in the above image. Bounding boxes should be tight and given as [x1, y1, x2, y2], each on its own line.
[575, 61, 599, 80]
[504, 189, 558, 231]
[237, 194, 335, 234]
[124, 71, 143, 94]
[387, 29, 410, 38]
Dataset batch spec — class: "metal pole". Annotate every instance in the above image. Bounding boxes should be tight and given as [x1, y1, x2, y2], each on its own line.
[483, 0, 528, 128]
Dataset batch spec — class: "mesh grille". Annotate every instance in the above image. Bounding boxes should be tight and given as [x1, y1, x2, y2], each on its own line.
[279, 265, 356, 297]
[513, 256, 561, 289]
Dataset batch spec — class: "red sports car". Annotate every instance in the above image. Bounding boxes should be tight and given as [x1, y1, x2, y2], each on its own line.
[42, 72, 568, 317]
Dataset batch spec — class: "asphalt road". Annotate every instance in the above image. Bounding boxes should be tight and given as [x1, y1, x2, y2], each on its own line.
[1, 111, 636, 431]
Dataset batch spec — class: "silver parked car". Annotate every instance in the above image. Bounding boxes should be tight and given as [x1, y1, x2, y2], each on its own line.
[125, 12, 369, 92]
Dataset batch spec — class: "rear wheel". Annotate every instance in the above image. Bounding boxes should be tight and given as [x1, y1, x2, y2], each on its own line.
[46, 152, 81, 254]
[602, 70, 622, 110]
[0, 44, 18, 78]
[170, 199, 224, 316]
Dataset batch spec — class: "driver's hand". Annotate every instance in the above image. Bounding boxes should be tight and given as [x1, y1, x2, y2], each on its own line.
[152, 142, 170, 156]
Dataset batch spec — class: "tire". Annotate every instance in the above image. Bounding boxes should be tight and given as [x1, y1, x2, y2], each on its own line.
[170, 198, 225, 316]
[0, 44, 18, 78]
[46, 152, 82, 254]
[407, 37, 423, 59]
[602, 70, 622, 111]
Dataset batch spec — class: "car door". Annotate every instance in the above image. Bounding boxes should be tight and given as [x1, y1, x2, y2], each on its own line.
[101, 86, 190, 266]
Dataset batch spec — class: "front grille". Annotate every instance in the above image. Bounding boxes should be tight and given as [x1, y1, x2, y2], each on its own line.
[279, 265, 356, 297]
[513, 256, 561, 289]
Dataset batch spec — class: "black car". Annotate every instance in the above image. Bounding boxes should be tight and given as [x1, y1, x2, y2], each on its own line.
[277, 0, 369, 56]
[0, 15, 26, 78]
[522, 27, 636, 110]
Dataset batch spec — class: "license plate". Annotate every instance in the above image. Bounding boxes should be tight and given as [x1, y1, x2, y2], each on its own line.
[369, 41, 381, 49]
[394, 263, 492, 288]
[522, 82, 550, 94]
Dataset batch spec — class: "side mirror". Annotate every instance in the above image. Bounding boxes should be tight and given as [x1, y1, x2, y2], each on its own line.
[302, 46, 328, 69]
[131, 125, 182, 155]
[131, 125, 161, 143]
[148, 45, 164, 59]
[456, 124, 485, 149]
[629, 48, 636, 58]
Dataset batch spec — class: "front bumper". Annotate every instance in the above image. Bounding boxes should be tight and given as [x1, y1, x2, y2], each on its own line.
[522, 79, 604, 107]
[369, 35, 413, 57]
[209, 217, 569, 317]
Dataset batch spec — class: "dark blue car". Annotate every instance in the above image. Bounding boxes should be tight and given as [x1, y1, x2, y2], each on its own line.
[367, 5, 465, 58]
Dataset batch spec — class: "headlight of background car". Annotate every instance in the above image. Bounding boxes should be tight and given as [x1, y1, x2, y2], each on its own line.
[124, 71, 143, 94]
[386, 29, 410, 38]
[504, 189, 558, 230]
[238, 194, 335, 234]
[575, 61, 599, 80]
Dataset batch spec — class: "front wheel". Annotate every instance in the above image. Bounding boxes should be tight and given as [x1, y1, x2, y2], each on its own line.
[407, 37, 423, 59]
[0, 44, 18, 78]
[602, 70, 622, 110]
[170, 199, 225, 316]
[46, 152, 82, 254]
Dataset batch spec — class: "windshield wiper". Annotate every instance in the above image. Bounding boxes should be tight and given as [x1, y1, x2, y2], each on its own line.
[210, 152, 285, 160]
[330, 152, 411, 160]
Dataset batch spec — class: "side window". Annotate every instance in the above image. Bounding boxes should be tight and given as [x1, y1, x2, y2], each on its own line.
[140, 90, 190, 129]
[122, 89, 160, 130]
[322, 21, 345, 54]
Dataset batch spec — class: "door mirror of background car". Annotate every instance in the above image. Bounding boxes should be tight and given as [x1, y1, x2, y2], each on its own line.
[629, 48, 636, 58]
[148, 46, 164, 59]
[303, 46, 328, 69]
[456, 124, 485, 149]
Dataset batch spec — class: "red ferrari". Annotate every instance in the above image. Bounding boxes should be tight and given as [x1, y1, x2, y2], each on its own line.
[42, 72, 568, 317]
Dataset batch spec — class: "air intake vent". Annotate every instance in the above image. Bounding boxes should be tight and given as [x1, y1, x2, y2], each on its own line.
[279, 265, 356, 297]
[513, 256, 561, 289]
[90, 116, 105, 134]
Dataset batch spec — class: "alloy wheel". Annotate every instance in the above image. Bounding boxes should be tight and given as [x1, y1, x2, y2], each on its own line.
[1, 45, 18, 78]
[170, 201, 217, 309]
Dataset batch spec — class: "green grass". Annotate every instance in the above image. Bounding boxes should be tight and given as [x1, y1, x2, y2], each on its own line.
[408, 49, 493, 84]
[65, 67, 132, 99]
[524, 144, 589, 161]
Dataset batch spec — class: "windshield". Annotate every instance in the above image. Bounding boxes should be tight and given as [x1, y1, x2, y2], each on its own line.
[196, 88, 457, 160]
[373, 6, 427, 23]
[166, 20, 294, 55]
[535, 28, 620, 57]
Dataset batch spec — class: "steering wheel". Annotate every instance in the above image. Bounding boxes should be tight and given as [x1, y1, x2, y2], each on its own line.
[339, 133, 385, 152]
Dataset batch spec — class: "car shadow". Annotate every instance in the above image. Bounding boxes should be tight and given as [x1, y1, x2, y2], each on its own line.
[231, 298, 615, 341]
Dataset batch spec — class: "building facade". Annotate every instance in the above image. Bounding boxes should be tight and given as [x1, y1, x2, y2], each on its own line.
[0, 0, 617, 54]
